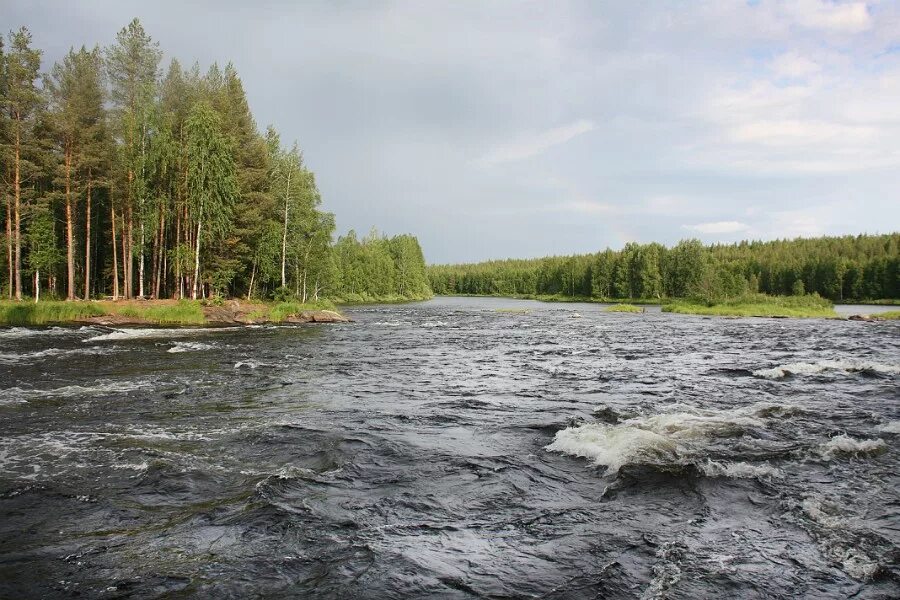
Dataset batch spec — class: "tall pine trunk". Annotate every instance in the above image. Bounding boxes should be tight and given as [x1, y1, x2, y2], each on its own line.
[192, 215, 202, 300]
[5, 190, 11, 299]
[138, 221, 145, 298]
[111, 202, 119, 300]
[65, 144, 75, 300]
[14, 124, 23, 301]
[84, 175, 92, 300]
[281, 169, 291, 288]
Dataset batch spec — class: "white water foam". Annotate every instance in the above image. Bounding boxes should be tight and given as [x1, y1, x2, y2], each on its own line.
[699, 460, 782, 479]
[85, 327, 231, 342]
[876, 421, 900, 434]
[546, 402, 798, 476]
[801, 496, 881, 580]
[753, 359, 900, 379]
[421, 321, 448, 328]
[0, 346, 112, 364]
[0, 326, 76, 339]
[234, 359, 271, 369]
[818, 434, 886, 460]
[167, 341, 216, 353]
[1, 380, 152, 402]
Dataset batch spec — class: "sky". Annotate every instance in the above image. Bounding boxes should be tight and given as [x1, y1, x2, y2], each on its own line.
[6, 0, 900, 264]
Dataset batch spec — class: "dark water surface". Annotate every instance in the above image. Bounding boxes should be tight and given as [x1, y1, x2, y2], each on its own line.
[1, 296, 898, 598]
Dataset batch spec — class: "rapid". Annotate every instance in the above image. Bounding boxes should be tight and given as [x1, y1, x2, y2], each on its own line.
[1, 296, 898, 598]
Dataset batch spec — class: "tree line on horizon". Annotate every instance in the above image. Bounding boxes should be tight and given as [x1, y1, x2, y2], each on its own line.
[0, 20, 430, 303]
[428, 234, 900, 303]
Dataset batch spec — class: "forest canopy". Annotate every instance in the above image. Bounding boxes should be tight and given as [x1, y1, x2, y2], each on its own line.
[0, 20, 431, 303]
[428, 234, 900, 303]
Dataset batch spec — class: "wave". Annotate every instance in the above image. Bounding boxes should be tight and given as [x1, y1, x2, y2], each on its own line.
[545, 402, 798, 476]
[699, 460, 782, 479]
[1, 380, 152, 401]
[753, 359, 900, 379]
[421, 321, 448, 328]
[817, 434, 886, 459]
[876, 421, 900, 434]
[167, 341, 216, 353]
[0, 346, 112, 364]
[234, 359, 272, 369]
[801, 496, 882, 580]
[85, 327, 232, 342]
[0, 326, 79, 339]
[372, 320, 404, 327]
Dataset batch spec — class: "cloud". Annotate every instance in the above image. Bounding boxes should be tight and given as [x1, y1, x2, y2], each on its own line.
[769, 51, 821, 79]
[783, 0, 872, 34]
[9, 1, 900, 263]
[729, 119, 876, 146]
[683, 221, 750, 234]
[477, 120, 595, 167]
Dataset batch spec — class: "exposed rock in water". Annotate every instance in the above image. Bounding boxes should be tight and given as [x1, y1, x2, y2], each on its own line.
[848, 314, 878, 322]
[284, 310, 350, 324]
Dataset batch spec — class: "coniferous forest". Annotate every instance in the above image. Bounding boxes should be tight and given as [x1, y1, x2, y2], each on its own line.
[428, 234, 900, 303]
[0, 21, 431, 304]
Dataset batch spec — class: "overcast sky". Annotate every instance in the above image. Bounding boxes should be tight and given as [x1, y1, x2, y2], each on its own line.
[8, 1, 900, 263]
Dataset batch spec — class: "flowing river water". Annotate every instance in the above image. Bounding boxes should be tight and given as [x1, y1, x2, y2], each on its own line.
[1, 296, 898, 598]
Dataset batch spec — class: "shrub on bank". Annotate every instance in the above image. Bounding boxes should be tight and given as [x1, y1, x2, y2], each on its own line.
[605, 304, 643, 313]
[662, 293, 837, 318]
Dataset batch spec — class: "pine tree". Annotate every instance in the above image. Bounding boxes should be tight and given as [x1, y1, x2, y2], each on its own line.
[3, 27, 43, 300]
[106, 18, 161, 299]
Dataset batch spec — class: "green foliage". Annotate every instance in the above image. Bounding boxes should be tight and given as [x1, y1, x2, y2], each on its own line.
[875, 310, 900, 320]
[605, 303, 643, 313]
[662, 294, 837, 318]
[429, 234, 900, 303]
[0, 301, 104, 325]
[0, 18, 429, 306]
[271, 286, 294, 302]
[332, 230, 432, 302]
[110, 300, 206, 324]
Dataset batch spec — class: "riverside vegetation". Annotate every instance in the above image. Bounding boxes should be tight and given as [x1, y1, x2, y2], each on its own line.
[0, 20, 431, 309]
[428, 234, 899, 318]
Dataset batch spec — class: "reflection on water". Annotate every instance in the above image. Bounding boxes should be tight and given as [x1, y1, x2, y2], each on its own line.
[1, 296, 898, 598]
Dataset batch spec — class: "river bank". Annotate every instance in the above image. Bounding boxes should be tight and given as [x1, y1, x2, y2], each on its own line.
[0, 299, 350, 327]
[432, 294, 899, 320]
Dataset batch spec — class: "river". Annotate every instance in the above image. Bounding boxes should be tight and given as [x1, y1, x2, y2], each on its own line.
[1, 296, 898, 598]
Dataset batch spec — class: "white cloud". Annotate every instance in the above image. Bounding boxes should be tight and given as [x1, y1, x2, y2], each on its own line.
[765, 208, 828, 238]
[561, 200, 616, 215]
[683, 221, 750, 234]
[477, 120, 595, 167]
[729, 119, 876, 146]
[770, 51, 821, 79]
[783, 0, 872, 34]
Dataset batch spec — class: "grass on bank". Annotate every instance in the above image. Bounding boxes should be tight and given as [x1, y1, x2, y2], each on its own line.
[662, 293, 838, 318]
[266, 300, 337, 322]
[605, 303, 644, 313]
[0, 301, 106, 325]
[876, 310, 900, 320]
[0, 298, 341, 326]
[105, 300, 206, 324]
